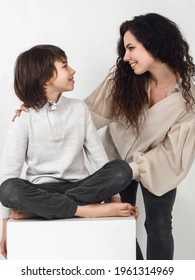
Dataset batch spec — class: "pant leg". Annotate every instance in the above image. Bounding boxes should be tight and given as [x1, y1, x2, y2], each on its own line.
[120, 180, 144, 260]
[120, 179, 138, 205]
[0, 178, 77, 219]
[66, 159, 133, 204]
[141, 184, 177, 260]
[0, 160, 132, 219]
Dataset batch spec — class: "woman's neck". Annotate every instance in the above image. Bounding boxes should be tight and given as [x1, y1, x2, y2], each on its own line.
[149, 63, 178, 88]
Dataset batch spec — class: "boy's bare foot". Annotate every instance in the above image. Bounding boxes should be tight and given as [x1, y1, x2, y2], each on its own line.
[75, 202, 137, 218]
[11, 209, 37, 220]
[130, 206, 139, 220]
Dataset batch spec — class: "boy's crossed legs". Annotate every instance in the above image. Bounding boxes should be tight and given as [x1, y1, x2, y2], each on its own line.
[0, 160, 139, 220]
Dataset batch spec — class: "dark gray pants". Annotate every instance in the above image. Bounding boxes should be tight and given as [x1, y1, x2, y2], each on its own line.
[0, 160, 132, 219]
[120, 180, 176, 260]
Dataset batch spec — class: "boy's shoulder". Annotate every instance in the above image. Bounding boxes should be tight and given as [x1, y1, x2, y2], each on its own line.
[14, 107, 31, 124]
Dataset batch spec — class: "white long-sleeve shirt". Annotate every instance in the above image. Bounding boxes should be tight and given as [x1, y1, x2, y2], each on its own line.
[0, 94, 109, 218]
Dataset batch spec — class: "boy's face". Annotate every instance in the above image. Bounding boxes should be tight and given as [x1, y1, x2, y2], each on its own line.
[45, 59, 76, 101]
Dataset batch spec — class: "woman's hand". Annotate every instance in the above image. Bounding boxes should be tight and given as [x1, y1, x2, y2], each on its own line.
[0, 218, 10, 259]
[12, 104, 29, 122]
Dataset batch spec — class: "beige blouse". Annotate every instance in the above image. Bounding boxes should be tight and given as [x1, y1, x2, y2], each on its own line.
[85, 73, 195, 196]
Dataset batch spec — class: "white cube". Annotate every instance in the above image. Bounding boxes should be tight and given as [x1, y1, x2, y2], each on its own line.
[7, 216, 136, 260]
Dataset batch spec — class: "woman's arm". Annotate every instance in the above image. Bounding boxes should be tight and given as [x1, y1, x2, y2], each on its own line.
[84, 73, 114, 129]
[131, 113, 195, 196]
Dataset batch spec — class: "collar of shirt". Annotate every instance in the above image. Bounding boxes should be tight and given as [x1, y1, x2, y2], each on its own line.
[47, 100, 58, 111]
[47, 93, 64, 111]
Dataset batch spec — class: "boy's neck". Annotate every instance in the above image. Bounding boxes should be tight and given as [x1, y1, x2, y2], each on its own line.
[46, 92, 62, 103]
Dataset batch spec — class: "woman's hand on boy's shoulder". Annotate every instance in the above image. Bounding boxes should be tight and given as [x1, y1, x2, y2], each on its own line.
[12, 104, 29, 122]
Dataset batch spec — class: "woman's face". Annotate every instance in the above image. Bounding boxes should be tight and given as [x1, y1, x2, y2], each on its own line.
[123, 30, 155, 75]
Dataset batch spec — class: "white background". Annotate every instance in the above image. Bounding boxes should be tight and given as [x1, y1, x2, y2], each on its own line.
[0, 0, 195, 260]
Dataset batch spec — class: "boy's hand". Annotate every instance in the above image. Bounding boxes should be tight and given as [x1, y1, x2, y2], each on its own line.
[0, 218, 9, 259]
[12, 104, 29, 122]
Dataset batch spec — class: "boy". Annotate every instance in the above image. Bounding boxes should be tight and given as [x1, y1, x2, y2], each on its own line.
[0, 45, 138, 258]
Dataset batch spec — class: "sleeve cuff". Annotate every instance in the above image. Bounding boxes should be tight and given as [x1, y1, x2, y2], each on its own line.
[1, 203, 11, 219]
[129, 162, 140, 180]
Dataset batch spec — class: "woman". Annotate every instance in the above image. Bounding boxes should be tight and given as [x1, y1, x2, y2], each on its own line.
[85, 13, 195, 259]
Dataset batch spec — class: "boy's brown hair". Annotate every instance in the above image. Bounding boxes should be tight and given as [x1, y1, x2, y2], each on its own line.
[14, 44, 67, 109]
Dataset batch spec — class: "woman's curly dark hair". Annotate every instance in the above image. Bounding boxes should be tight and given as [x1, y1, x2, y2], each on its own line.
[14, 44, 67, 109]
[111, 13, 195, 133]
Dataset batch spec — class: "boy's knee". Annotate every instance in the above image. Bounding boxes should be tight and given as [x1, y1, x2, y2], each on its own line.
[0, 178, 21, 203]
[109, 159, 133, 185]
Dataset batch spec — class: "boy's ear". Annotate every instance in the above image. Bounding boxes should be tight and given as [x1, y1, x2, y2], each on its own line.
[44, 78, 52, 86]
[45, 73, 56, 86]
[44, 80, 49, 86]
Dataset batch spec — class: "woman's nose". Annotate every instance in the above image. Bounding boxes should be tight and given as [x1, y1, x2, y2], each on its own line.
[123, 50, 130, 62]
